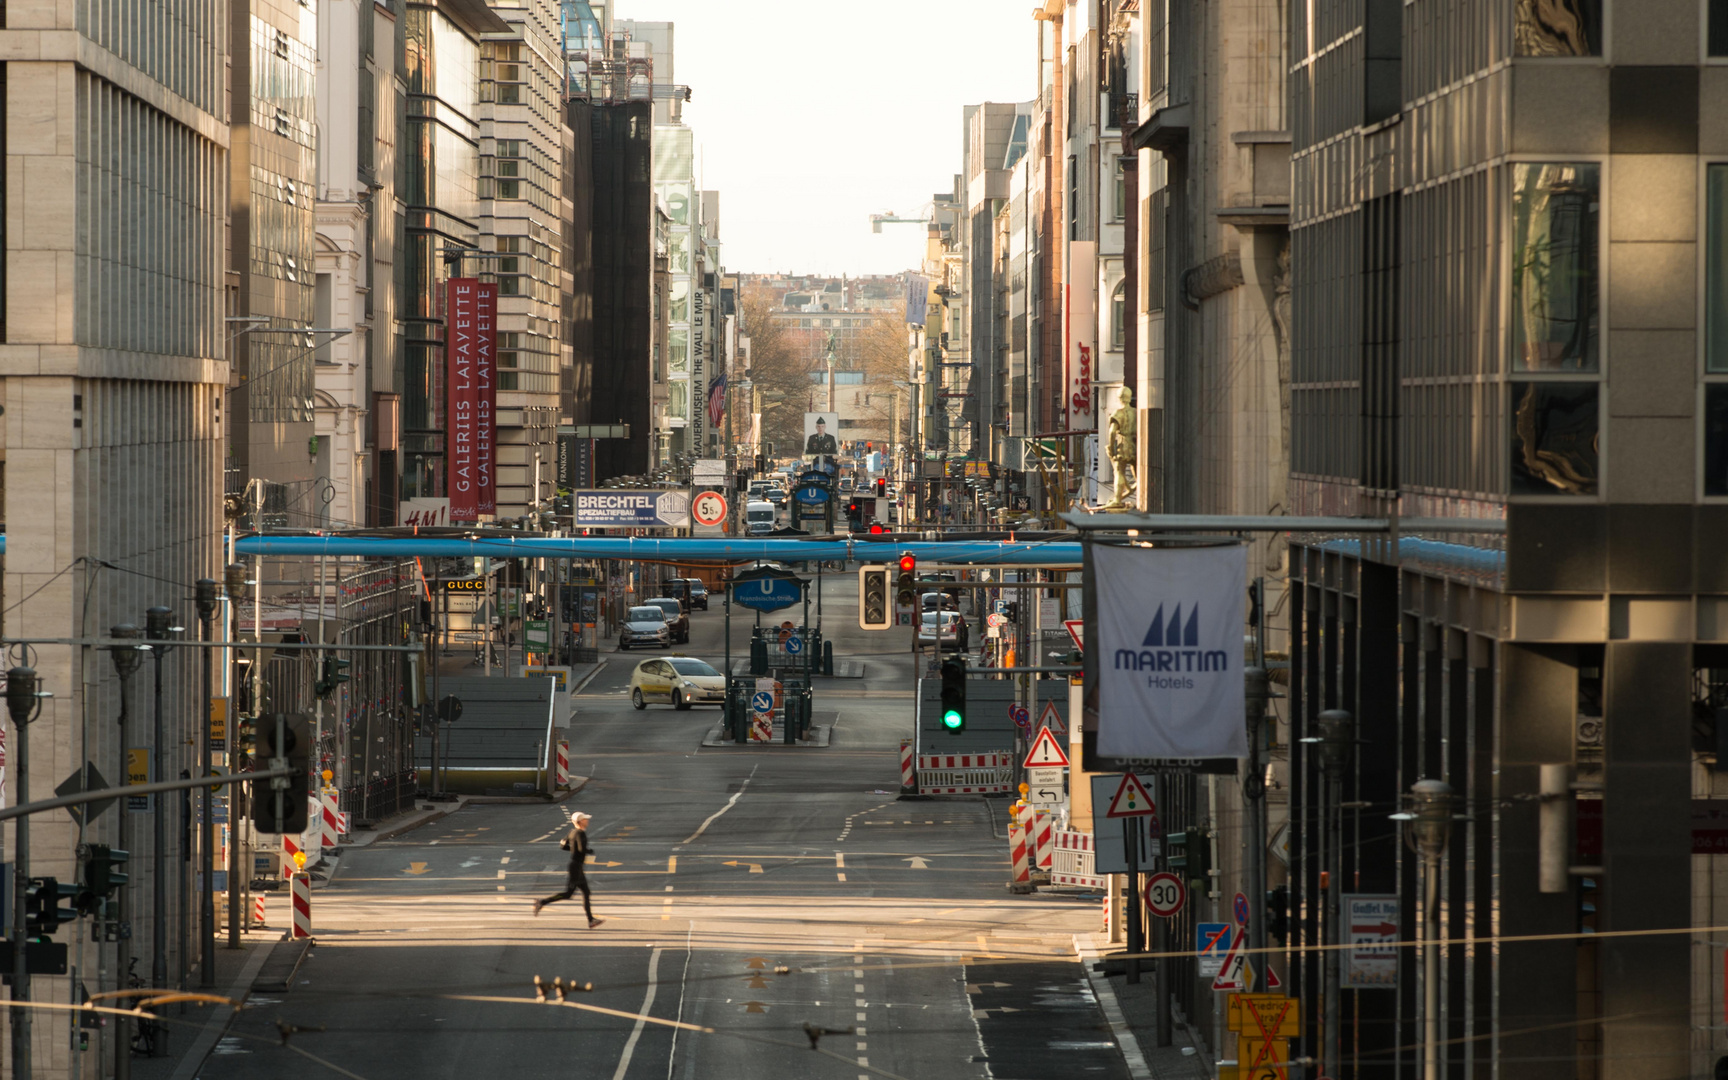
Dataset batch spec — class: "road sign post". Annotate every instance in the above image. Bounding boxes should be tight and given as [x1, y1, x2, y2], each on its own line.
[1144, 872, 1186, 918]
[1105, 772, 1157, 986]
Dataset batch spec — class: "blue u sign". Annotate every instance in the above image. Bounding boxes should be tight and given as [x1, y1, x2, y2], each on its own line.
[733, 575, 802, 613]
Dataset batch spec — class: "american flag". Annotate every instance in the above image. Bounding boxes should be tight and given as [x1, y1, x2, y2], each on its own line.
[706, 372, 727, 428]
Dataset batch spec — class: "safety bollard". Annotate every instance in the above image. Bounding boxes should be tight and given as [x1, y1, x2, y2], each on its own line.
[320, 790, 341, 852]
[555, 740, 569, 788]
[291, 872, 312, 939]
[253, 894, 268, 929]
[1008, 800, 1033, 893]
[900, 739, 917, 794]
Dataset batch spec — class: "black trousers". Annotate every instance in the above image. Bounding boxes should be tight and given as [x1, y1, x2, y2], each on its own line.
[539, 867, 593, 919]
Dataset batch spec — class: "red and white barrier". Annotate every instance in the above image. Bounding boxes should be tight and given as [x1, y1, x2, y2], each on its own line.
[319, 790, 341, 851]
[1050, 829, 1106, 889]
[337, 810, 350, 835]
[281, 834, 303, 879]
[290, 872, 312, 939]
[253, 894, 267, 929]
[900, 739, 916, 792]
[555, 740, 569, 788]
[915, 751, 1014, 795]
[1009, 803, 1031, 885]
[1032, 808, 1054, 870]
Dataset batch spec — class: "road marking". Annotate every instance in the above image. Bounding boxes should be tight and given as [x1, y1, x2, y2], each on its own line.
[403, 863, 431, 875]
[856, 1012, 866, 1022]
[837, 873, 846, 882]
[610, 946, 662, 1080]
[662, 888, 673, 921]
[500, 857, 510, 865]
[904, 857, 930, 870]
[667, 856, 677, 875]
[855, 998, 867, 1006]
[835, 853, 845, 869]
[854, 983, 865, 992]
[679, 766, 756, 845]
[722, 861, 764, 874]
[496, 870, 506, 879]
[428, 840, 439, 846]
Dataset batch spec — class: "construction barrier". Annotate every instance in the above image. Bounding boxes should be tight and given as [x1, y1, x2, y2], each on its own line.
[291, 872, 312, 939]
[281, 834, 304, 879]
[1050, 829, 1107, 889]
[1032, 808, 1054, 870]
[253, 895, 267, 929]
[320, 790, 341, 851]
[900, 739, 916, 793]
[555, 740, 569, 788]
[1009, 803, 1031, 885]
[337, 810, 350, 835]
[915, 751, 1014, 795]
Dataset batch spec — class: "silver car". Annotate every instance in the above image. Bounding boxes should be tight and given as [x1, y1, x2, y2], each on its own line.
[620, 605, 671, 650]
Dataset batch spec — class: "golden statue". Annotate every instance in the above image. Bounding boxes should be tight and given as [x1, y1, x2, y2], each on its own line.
[1099, 386, 1137, 511]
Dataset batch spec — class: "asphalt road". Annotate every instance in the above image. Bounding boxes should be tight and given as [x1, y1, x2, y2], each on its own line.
[200, 571, 1125, 1080]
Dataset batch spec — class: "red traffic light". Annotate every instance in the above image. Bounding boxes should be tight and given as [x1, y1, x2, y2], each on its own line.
[898, 554, 916, 574]
[869, 524, 885, 534]
[875, 478, 887, 496]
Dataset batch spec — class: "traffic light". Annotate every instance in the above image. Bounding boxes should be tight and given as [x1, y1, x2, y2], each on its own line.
[939, 658, 966, 732]
[869, 524, 885, 534]
[25, 877, 78, 937]
[858, 565, 890, 631]
[1265, 884, 1289, 945]
[315, 655, 351, 699]
[1166, 828, 1213, 893]
[1577, 875, 1598, 935]
[82, 845, 130, 915]
[251, 712, 311, 834]
[875, 477, 887, 497]
[896, 553, 916, 606]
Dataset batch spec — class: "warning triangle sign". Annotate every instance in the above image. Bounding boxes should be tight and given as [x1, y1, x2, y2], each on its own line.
[1213, 936, 1282, 991]
[1024, 726, 1070, 768]
[1038, 700, 1066, 735]
[1105, 772, 1156, 818]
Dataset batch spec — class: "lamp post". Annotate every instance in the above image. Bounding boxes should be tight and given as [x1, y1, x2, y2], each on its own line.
[1243, 665, 1270, 991]
[108, 623, 145, 1080]
[7, 665, 48, 1080]
[222, 563, 249, 949]
[1304, 708, 1355, 1079]
[194, 579, 219, 986]
[143, 606, 180, 1025]
[1394, 778, 1457, 1080]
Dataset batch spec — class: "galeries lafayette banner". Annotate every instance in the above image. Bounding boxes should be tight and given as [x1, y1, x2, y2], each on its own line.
[446, 278, 497, 522]
[1094, 543, 1247, 760]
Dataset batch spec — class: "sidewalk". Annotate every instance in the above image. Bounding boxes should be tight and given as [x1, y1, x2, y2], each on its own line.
[128, 935, 278, 1080]
[1075, 933, 1210, 1080]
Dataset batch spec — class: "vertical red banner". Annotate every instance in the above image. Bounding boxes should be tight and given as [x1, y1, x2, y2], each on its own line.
[475, 283, 498, 517]
[446, 278, 479, 522]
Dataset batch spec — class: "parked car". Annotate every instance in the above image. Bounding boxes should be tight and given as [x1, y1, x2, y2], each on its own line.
[916, 610, 969, 651]
[666, 578, 709, 610]
[629, 655, 726, 710]
[645, 597, 690, 643]
[620, 606, 671, 650]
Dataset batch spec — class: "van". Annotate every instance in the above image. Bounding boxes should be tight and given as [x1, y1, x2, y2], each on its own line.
[745, 500, 776, 535]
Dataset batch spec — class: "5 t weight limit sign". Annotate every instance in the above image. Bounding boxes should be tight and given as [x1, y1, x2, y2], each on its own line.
[1144, 871, 1186, 918]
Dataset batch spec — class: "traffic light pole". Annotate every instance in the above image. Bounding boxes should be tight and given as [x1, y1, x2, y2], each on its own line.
[195, 580, 218, 988]
[8, 667, 38, 1080]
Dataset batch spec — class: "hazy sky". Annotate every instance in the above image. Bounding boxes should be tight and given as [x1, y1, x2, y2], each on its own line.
[626, 1, 1039, 277]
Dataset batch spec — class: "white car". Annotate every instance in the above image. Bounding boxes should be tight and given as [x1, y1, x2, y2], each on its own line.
[916, 610, 969, 651]
[620, 606, 671, 650]
[630, 656, 726, 710]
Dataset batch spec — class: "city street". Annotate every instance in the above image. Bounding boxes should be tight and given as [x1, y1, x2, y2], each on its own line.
[197, 577, 1124, 1080]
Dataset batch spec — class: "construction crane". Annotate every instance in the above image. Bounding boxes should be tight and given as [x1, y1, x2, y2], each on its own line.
[869, 210, 932, 234]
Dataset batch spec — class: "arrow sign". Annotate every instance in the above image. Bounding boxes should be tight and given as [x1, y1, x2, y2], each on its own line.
[904, 857, 930, 870]
[745, 957, 768, 969]
[743, 1001, 768, 1013]
[403, 862, 431, 875]
[744, 975, 769, 989]
[724, 861, 764, 873]
[1105, 772, 1157, 818]
[1024, 726, 1069, 768]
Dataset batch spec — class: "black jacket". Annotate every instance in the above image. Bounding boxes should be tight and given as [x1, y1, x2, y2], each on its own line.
[559, 826, 592, 869]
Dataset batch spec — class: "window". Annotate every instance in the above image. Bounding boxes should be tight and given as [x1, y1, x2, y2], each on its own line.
[1714, 0, 1728, 55]
[1707, 386, 1728, 496]
[1114, 161, 1127, 222]
[1707, 167, 1728, 372]
[1511, 163, 1599, 371]
[1510, 382, 1599, 495]
[1110, 281, 1126, 348]
[1514, 0, 1601, 55]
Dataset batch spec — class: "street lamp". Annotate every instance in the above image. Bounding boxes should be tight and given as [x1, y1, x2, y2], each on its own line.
[143, 605, 181, 1024]
[194, 580, 220, 988]
[1393, 778, 1458, 1080]
[107, 623, 145, 1080]
[1242, 665, 1270, 992]
[7, 665, 49, 1080]
[1302, 708, 1355, 1079]
[221, 564, 251, 948]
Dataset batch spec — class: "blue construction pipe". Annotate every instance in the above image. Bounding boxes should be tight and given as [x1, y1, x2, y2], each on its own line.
[233, 533, 1083, 566]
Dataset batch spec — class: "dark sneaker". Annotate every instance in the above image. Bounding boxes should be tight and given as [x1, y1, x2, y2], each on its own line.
[532, 900, 544, 916]
[588, 917, 605, 929]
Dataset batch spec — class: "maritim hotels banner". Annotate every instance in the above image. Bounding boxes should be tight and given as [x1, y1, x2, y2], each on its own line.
[1092, 542, 1248, 760]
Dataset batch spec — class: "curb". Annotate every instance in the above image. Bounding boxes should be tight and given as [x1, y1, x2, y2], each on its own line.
[253, 935, 314, 994]
[570, 660, 607, 695]
[1074, 933, 1155, 1080]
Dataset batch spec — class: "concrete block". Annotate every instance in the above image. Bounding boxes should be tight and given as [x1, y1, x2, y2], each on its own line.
[1605, 415, 1693, 502]
[1609, 155, 1695, 242]
[1608, 241, 1696, 330]
[1606, 330, 1694, 416]
[1511, 63, 1609, 155]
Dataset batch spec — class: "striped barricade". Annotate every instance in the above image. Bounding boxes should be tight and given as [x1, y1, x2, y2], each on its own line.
[1009, 802, 1031, 885]
[1050, 829, 1106, 889]
[281, 834, 304, 879]
[253, 894, 268, 929]
[555, 740, 570, 788]
[915, 751, 1014, 795]
[319, 790, 341, 851]
[1032, 808, 1054, 870]
[290, 872, 312, 939]
[900, 739, 916, 793]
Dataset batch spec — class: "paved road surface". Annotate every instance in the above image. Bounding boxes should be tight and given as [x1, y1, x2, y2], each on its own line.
[202, 572, 1124, 1080]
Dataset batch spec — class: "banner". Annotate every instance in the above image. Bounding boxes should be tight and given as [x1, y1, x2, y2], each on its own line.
[475, 282, 498, 517]
[447, 278, 479, 521]
[1093, 543, 1247, 759]
[571, 490, 690, 528]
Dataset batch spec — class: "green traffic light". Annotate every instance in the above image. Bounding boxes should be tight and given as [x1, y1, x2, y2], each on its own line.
[942, 709, 963, 730]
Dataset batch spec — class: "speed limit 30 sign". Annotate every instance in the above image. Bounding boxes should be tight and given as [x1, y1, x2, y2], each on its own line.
[1144, 871, 1187, 918]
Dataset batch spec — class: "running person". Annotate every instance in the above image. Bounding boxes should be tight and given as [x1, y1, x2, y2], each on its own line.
[532, 811, 604, 927]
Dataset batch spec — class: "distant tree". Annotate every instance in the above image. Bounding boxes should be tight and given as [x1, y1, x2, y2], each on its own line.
[739, 285, 805, 459]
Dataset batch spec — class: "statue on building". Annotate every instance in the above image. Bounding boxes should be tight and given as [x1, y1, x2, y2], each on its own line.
[1098, 386, 1137, 511]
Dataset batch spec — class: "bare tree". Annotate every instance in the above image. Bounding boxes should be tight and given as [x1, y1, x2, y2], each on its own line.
[739, 285, 805, 458]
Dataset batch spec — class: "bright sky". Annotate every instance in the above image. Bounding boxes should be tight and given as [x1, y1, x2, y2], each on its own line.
[625, 1, 1039, 277]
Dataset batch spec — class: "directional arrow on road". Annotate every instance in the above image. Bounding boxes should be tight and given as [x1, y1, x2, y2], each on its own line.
[592, 861, 623, 868]
[724, 861, 765, 874]
[965, 982, 1012, 993]
[403, 862, 431, 875]
[745, 975, 769, 989]
[745, 957, 768, 969]
[743, 1001, 768, 1014]
[972, 1007, 1022, 1018]
[904, 857, 930, 870]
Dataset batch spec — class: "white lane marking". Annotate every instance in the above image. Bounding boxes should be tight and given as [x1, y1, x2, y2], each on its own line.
[666, 923, 693, 1080]
[856, 1026, 867, 1034]
[856, 1012, 867, 1022]
[678, 765, 757, 845]
[429, 840, 439, 846]
[837, 873, 847, 882]
[854, 983, 865, 992]
[835, 853, 845, 869]
[500, 857, 510, 865]
[611, 946, 663, 1080]
[496, 870, 506, 879]
[855, 998, 867, 1006]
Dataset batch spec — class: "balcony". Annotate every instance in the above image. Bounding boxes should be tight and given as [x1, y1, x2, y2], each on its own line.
[1108, 92, 1138, 131]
